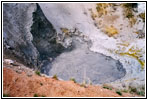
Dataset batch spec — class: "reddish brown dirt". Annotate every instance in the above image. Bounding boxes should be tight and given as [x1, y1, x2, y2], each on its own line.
[3, 67, 134, 97]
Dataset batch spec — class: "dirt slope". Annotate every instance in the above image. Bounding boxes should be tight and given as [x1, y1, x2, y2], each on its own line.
[3, 66, 133, 97]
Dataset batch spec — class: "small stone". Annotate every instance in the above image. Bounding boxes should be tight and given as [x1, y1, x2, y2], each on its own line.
[27, 74, 32, 77]
[122, 83, 126, 88]
[4, 59, 14, 64]
[16, 70, 22, 74]
[10, 63, 19, 66]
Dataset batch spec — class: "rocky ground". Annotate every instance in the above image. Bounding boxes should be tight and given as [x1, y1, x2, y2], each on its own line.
[3, 60, 140, 97]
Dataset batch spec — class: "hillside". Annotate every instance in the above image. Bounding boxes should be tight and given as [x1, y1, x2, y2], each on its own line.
[3, 60, 137, 97]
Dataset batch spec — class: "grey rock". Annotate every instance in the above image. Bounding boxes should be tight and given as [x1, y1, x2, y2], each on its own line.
[3, 3, 65, 69]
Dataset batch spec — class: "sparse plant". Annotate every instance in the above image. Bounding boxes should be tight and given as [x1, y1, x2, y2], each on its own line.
[142, 85, 145, 91]
[129, 87, 137, 93]
[40, 83, 43, 86]
[35, 70, 41, 76]
[122, 89, 128, 93]
[80, 83, 87, 88]
[70, 78, 76, 83]
[103, 84, 112, 90]
[52, 74, 58, 80]
[42, 95, 46, 97]
[116, 90, 122, 96]
[103, 86, 112, 90]
[3, 93, 9, 97]
[129, 86, 145, 96]
[34, 94, 38, 97]
[137, 91, 145, 96]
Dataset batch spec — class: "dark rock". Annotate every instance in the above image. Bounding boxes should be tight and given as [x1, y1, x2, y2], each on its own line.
[3, 3, 65, 69]
[31, 4, 65, 60]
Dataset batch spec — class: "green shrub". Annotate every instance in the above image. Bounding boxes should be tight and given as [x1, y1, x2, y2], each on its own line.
[102, 84, 112, 90]
[34, 94, 38, 97]
[137, 91, 145, 96]
[103, 86, 112, 90]
[33, 94, 46, 97]
[52, 74, 58, 80]
[116, 90, 122, 96]
[70, 78, 76, 83]
[35, 71, 41, 76]
[3, 94, 9, 97]
[129, 86, 145, 96]
[80, 83, 87, 88]
[129, 87, 137, 93]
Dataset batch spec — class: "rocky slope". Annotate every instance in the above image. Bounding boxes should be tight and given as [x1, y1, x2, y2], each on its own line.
[3, 3, 65, 69]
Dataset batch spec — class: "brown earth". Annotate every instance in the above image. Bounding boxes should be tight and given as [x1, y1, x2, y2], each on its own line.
[3, 65, 135, 97]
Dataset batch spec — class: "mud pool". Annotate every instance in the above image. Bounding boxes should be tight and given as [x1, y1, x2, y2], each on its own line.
[41, 40, 126, 84]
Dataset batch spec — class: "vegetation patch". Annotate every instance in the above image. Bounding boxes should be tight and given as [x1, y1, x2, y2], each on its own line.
[40, 83, 43, 86]
[129, 87, 137, 93]
[137, 91, 145, 96]
[70, 78, 77, 83]
[35, 70, 41, 76]
[80, 83, 87, 88]
[103, 84, 112, 90]
[129, 86, 145, 96]
[3, 93, 9, 97]
[52, 74, 58, 80]
[103, 86, 112, 90]
[116, 90, 122, 96]
[34, 94, 38, 97]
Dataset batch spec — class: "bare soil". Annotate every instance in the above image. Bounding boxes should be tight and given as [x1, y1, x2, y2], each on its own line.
[3, 65, 133, 97]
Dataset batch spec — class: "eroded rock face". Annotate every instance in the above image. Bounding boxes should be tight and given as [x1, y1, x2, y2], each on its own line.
[3, 3, 65, 69]
[3, 3, 39, 68]
[31, 4, 65, 61]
